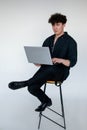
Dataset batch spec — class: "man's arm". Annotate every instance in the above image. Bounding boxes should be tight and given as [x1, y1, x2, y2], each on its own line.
[52, 38, 77, 67]
[52, 58, 70, 67]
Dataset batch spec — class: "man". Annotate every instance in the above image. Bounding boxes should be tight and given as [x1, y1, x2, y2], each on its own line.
[8, 13, 77, 112]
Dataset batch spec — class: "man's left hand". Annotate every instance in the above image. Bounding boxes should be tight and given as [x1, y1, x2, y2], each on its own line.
[52, 58, 70, 67]
[52, 58, 63, 64]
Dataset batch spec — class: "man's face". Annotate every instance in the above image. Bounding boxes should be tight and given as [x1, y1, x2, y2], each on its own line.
[52, 22, 65, 35]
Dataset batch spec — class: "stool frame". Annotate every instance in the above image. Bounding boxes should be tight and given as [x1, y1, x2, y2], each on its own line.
[38, 81, 66, 129]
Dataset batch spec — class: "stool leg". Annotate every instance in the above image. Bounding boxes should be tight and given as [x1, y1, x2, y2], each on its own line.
[59, 85, 66, 129]
[43, 82, 47, 93]
[38, 83, 47, 129]
[38, 112, 42, 130]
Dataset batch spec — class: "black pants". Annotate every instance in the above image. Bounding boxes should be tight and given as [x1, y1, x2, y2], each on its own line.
[27, 65, 65, 103]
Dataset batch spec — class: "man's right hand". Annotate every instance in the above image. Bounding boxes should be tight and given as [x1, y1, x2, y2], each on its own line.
[34, 64, 41, 67]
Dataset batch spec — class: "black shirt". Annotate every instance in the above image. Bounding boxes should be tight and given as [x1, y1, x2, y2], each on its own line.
[42, 32, 77, 80]
[42, 32, 77, 68]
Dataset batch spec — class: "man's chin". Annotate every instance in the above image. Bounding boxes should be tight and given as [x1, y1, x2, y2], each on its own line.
[55, 32, 60, 35]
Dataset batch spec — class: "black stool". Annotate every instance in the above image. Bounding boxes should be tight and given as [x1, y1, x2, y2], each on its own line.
[38, 80, 66, 129]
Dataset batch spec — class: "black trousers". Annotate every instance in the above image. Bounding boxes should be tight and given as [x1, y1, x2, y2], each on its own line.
[27, 65, 65, 103]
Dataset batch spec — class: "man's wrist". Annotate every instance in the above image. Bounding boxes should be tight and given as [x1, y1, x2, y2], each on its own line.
[60, 59, 70, 67]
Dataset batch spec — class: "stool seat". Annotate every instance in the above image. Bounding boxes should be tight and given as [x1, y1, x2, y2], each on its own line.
[47, 80, 62, 86]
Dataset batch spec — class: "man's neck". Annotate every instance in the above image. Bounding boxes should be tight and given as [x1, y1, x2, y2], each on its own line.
[53, 32, 64, 45]
[55, 31, 64, 39]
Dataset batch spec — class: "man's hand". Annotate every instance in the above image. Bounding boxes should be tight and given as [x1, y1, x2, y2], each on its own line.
[34, 64, 41, 67]
[52, 58, 70, 67]
[52, 58, 63, 64]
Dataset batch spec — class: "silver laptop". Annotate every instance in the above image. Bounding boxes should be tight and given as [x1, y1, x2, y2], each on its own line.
[24, 46, 53, 65]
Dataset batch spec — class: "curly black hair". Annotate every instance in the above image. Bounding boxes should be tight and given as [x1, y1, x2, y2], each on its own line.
[48, 13, 67, 25]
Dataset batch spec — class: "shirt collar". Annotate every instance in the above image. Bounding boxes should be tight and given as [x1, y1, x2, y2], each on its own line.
[53, 32, 68, 41]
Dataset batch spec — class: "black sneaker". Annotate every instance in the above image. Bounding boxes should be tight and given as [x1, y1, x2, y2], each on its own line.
[35, 99, 52, 112]
[8, 81, 28, 90]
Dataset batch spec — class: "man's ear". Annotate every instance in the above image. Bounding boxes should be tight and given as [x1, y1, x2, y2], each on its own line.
[63, 24, 66, 27]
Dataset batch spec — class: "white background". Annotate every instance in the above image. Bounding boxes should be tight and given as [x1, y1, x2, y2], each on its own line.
[0, 0, 87, 130]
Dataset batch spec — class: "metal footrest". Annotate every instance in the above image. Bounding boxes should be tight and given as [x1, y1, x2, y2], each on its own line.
[41, 113, 66, 129]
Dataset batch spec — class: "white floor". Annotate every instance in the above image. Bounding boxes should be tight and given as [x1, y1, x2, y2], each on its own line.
[0, 81, 87, 130]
